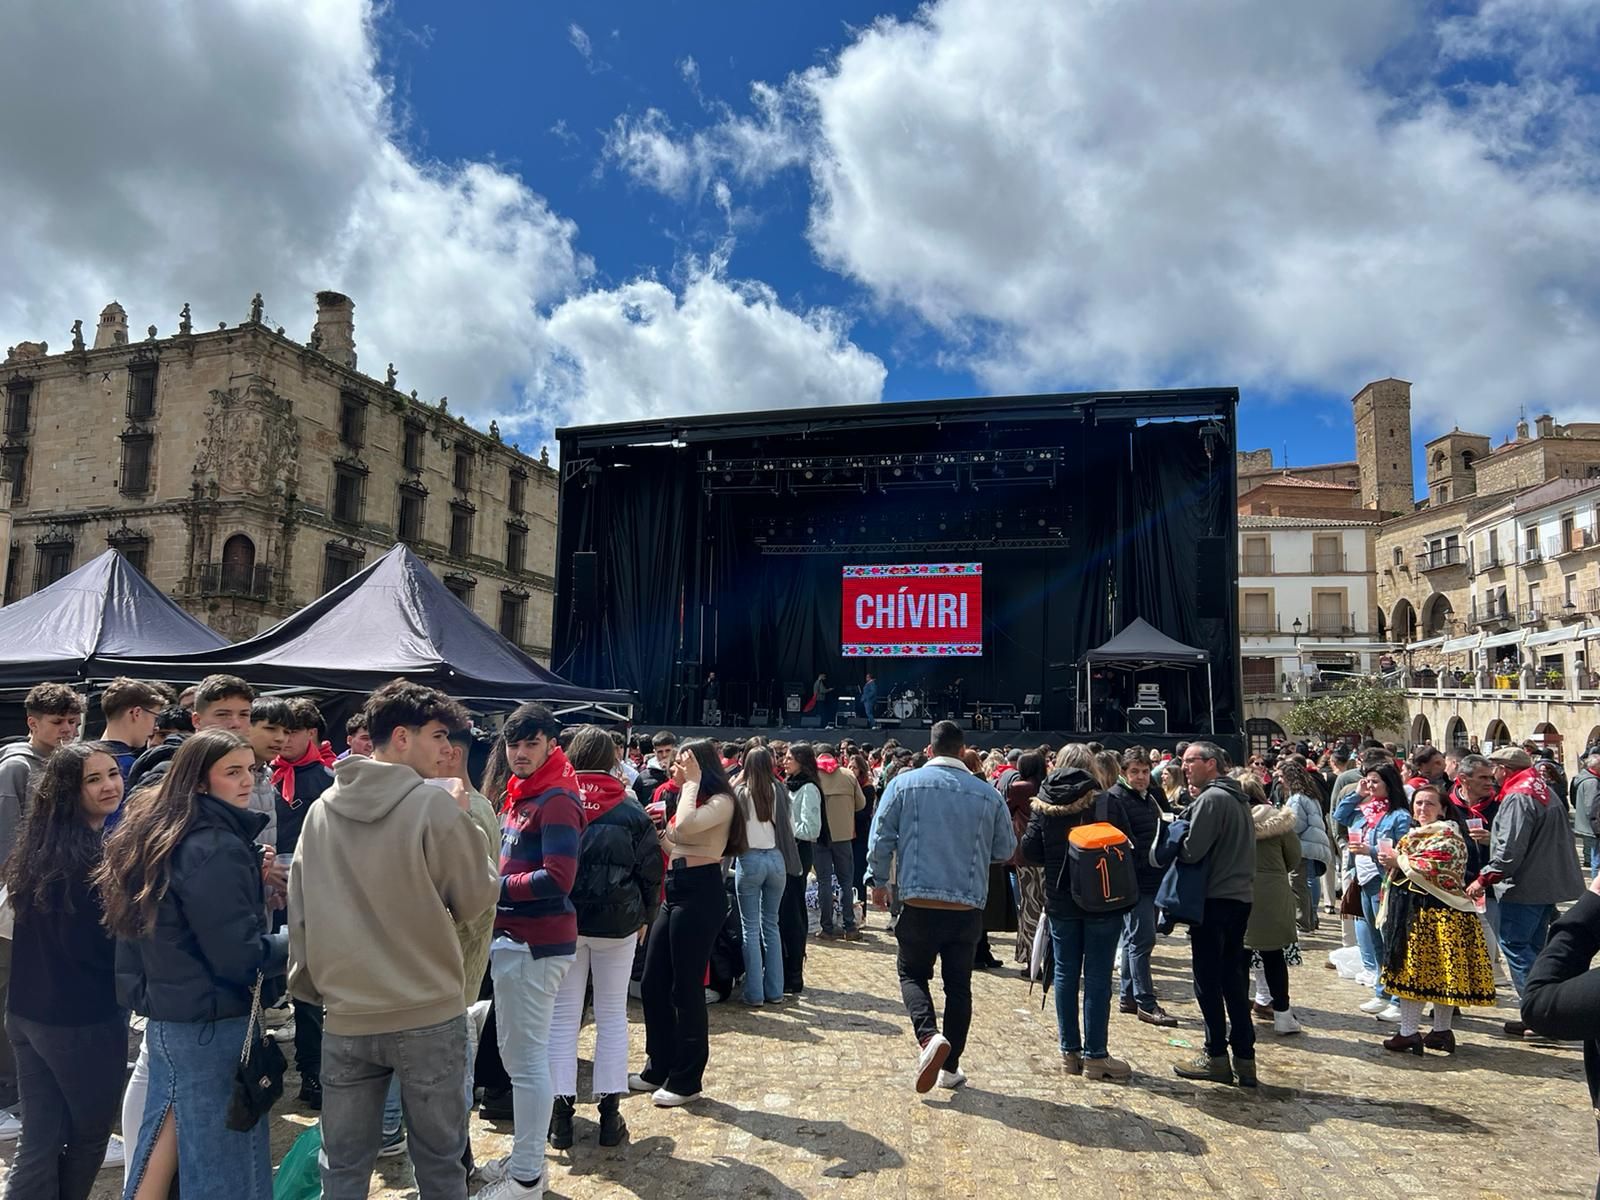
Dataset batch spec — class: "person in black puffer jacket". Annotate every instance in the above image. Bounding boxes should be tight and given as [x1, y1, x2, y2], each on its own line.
[96, 729, 288, 1199]
[1109, 749, 1177, 1027]
[549, 727, 665, 1148]
[1021, 747, 1136, 1081]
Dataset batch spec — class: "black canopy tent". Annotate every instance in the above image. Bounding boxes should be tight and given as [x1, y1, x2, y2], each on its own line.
[103, 544, 634, 717]
[0, 549, 228, 690]
[1079, 617, 1214, 735]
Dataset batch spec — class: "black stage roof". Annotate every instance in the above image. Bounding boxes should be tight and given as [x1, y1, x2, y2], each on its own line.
[557, 387, 1238, 450]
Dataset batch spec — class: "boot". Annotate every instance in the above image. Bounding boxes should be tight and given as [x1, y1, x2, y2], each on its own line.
[548, 1094, 575, 1150]
[1232, 1054, 1258, 1088]
[597, 1093, 628, 1147]
[1172, 1052, 1233, 1085]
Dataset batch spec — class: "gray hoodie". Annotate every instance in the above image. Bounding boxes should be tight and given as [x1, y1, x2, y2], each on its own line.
[1179, 776, 1255, 903]
[0, 740, 47, 867]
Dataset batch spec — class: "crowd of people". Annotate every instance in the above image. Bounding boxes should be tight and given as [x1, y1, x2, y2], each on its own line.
[1, 673, 1599, 1198]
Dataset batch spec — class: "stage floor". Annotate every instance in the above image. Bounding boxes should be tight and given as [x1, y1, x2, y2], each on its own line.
[633, 724, 1205, 754]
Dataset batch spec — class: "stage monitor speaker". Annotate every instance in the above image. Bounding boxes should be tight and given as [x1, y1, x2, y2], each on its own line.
[1196, 537, 1228, 617]
[799, 714, 822, 729]
[1127, 705, 1169, 735]
[994, 716, 1022, 731]
[572, 551, 598, 612]
[847, 715, 871, 728]
[750, 707, 770, 726]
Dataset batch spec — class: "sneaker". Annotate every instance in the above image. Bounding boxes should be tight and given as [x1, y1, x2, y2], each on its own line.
[819, 929, 843, 941]
[935, 1067, 967, 1089]
[476, 1175, 545, 1199]
[652, 1087, 698, 1107]
[378, 1126, 407, 1158]
[843, 929, 864, 942]
[1233, 1055, 1258, 1088]
[1376, 1003, 1403, 1023]
[1083, 1055, 1132, 1081]
[1173, 1052, 1233, 1085]
[474, 1156, 511, 1184]
[1251, 1001, 1274, 1021]
[1273, 1010, 1303, 1035]
[915, 1033, 951, 1093]
[628, 1072, 661, 1092]
[1137, 1005, 1179, 1028]
[1358, 996, 1388, 1015]
[101, 1133, 125, 1169]
[0, 1108, 19, 1142]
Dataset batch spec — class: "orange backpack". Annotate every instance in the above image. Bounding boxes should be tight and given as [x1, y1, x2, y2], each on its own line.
[1064, 796, 1138, 913]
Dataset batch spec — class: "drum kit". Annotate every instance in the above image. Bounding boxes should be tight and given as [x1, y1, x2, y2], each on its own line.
[890, 688, 924, 721]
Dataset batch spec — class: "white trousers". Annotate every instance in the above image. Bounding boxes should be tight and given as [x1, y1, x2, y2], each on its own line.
[547, 934, 637, 1098]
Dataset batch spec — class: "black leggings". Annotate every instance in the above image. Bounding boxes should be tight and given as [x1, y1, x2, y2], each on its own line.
[1257, 948, 1291, 1011]
[779, 843, 812, 991]
[640, 863, 727, 1096]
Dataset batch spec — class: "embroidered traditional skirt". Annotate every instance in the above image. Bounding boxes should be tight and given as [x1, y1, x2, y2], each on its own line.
[1379, 888, 1496, 1006]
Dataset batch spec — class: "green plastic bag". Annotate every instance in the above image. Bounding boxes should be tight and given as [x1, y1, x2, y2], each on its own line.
[273, 1122, 322, 1200]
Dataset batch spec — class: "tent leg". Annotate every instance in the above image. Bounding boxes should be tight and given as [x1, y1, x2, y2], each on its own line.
[1207, 663, 1215, 735]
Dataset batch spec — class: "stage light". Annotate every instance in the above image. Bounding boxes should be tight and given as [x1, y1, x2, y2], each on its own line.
[1024, 463, 1035, 473]
[893, 467, 903, 477]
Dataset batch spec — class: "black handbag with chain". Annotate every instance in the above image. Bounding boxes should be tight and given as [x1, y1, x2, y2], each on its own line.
[225, 971, 287, 1132]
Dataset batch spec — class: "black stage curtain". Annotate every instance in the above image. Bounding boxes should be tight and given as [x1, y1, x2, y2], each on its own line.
[557, 418, 1237, 734]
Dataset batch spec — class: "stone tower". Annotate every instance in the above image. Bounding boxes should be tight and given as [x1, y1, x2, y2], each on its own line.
[93, 302, 128, 349]
[1352, 378, 1415, 516]
[313, 291, 356, 369]
[1423, 428, 1492, 506]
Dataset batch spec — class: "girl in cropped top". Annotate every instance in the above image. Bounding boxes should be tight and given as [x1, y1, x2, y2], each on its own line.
[630, 740, 745, 1106]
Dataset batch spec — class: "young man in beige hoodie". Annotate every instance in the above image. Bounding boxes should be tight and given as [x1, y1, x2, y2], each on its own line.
[288, 679, 499, 1200]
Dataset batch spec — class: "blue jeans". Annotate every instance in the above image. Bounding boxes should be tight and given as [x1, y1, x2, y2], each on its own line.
[1496, 900, 1554, 998]
[491, 948, 573, 1184]
[125, 1016, 271, 1200]
[1118, 894, 1158, 1010]
[1048, 911, 1121, 1058]
[1357, 876, 1388, 998]
[813, 839, 857, 933]
[735, 848, 787, 1003]
[321, 1016, 470, 1200]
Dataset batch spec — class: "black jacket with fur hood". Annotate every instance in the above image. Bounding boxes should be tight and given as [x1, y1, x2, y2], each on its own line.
[1021, 768, 1134, 918]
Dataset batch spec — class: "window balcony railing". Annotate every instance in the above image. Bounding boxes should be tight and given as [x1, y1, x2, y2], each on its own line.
[1310, 552, 1347, 573]
[1468, 601, 1512, 627]
[1241, 613, 1280, 634]
[197, 562, 274, 602]
[1241, 554, 1273, 575]
[1306, 612, 1357, 636]
[1415, 546, 1465, 571]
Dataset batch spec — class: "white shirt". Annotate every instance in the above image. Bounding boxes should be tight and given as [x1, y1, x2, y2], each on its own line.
[737, 788, 778, 851]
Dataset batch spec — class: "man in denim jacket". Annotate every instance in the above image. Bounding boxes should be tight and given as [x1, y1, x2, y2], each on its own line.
[867, 721, 1016, 1094]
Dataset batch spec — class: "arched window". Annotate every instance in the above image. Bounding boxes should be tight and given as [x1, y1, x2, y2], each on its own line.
[221, 533, 256, 594]
[1461, 450, 1476, 470]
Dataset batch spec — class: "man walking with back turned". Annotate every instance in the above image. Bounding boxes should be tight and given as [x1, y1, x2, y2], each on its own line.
[868, 721, 1016, 1093]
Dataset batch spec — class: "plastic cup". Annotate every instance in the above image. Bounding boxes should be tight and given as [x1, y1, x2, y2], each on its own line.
[1467, 817, 1485, 832]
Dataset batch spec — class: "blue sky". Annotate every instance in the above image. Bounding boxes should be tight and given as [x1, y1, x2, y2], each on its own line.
[4, 1, 1599, 489]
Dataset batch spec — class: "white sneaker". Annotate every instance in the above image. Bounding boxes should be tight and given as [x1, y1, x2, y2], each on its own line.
[627, 1073, 657, 1092]
[0, 1108, 19, 1141]
[1358, 997, 1388, 1014]
[101, 1133, 125, 1169]
[936, 1067, 967, 1089]
[651, 1087, 697, 1107]
[1376, 1003, 1403, 1023]
[915, 1033, 951, 1093]
[476, 1174, 545, 1199]
[473, 1155, 510, 1184]
[1273, 1010, 1303, 1035]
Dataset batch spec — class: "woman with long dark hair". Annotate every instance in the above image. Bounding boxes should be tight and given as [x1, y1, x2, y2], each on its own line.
[3, 742, 126, 1199]
[548, 726, 664, 1147]
[630, 739, 745, 1106]
[779, 743, 823, 993]
[98, 730, 288, 1200]
[734, 746, 790, 1004]
[1333, 757, 1412, 1022]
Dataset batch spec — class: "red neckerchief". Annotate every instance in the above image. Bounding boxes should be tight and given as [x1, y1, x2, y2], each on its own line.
[504, 746, 581, 813]
[1502, 765, 1555, 806]
[271, 740, 336, 806]
[576, 770, 629, 820]
[1359, 796, 1391, 830]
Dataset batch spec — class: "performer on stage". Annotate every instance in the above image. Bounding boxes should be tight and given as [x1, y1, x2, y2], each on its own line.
[811, 673, 836, 728]
[857, 673, 879, 729]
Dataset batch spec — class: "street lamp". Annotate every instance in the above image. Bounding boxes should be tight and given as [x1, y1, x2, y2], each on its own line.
[1291, 617, 1302, 639]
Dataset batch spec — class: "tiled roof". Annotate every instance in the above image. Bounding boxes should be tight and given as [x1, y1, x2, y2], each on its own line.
[1248, 473, 1358, 490]
[1238, 514, 1380, 528]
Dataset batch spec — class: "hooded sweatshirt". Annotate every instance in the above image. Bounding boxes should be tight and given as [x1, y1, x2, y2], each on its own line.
[1178, 776, 1255, 903]
[287, 756, 500, 1036]
[494, 747, 584, 958]
[0, 740, 47, 867]
[815, 752, 866, 844]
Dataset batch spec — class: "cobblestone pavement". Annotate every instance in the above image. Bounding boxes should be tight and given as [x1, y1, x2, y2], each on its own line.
[22, 915, 1598, 1199]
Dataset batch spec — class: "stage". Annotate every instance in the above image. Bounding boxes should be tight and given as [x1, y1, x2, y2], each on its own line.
[628, 724, 1203, 755]
[553, 388, 1244, 756]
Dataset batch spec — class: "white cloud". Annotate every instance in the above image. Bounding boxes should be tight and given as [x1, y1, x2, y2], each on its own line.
[567, 22, 593, 65]
[0, 0, 881, 446]
[526, 261, 885, 430]
[793, 0, 1600, 427]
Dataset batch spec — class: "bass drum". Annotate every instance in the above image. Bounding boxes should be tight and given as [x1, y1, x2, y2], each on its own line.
[891, 693, 921, 721]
